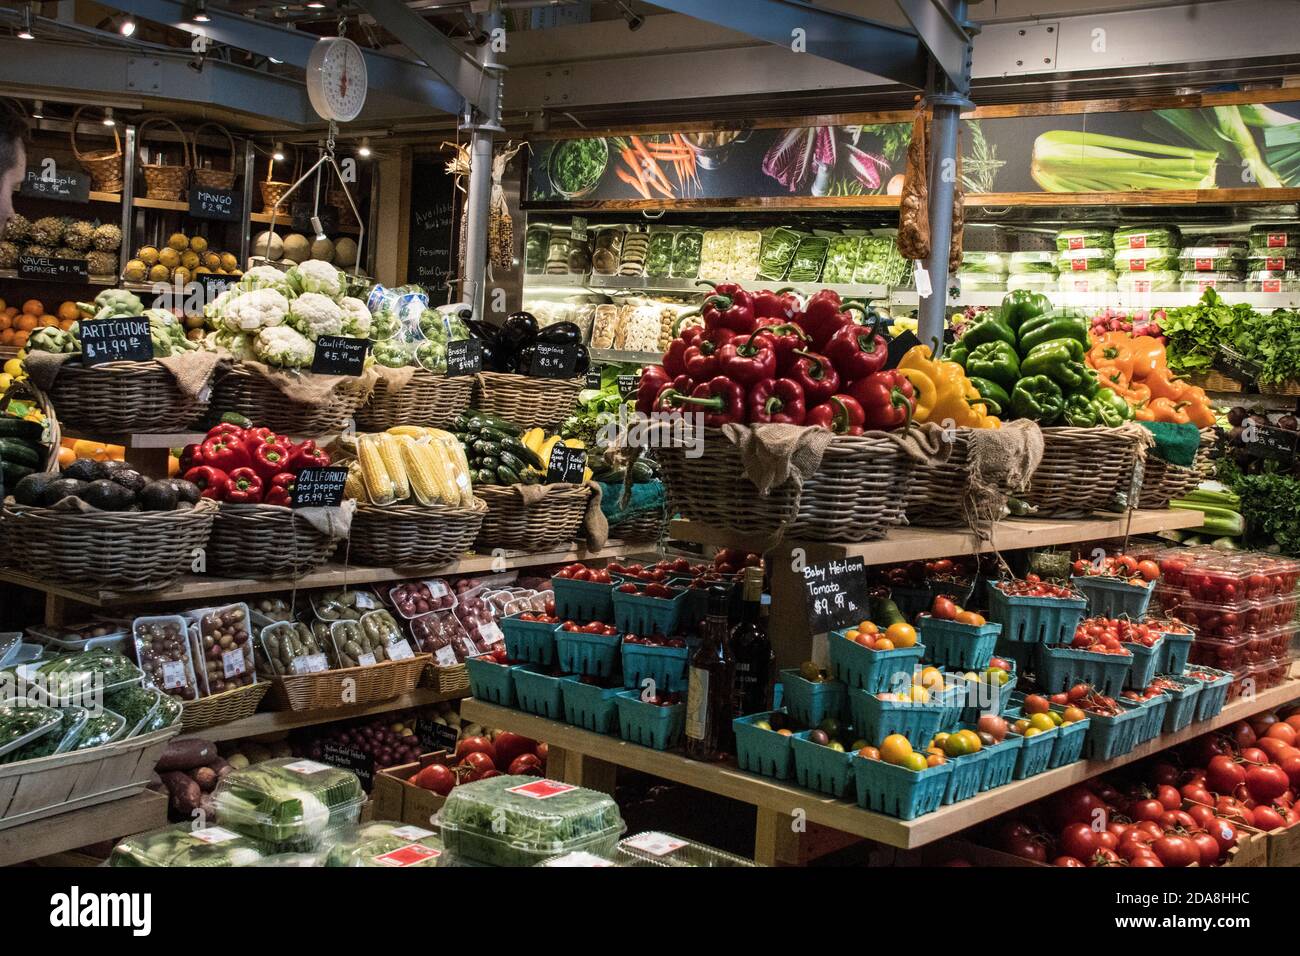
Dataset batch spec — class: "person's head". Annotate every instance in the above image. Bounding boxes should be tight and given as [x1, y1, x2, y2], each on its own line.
[0, 107, 28, 235]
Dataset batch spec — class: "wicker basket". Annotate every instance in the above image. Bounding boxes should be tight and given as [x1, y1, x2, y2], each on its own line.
[902, 428, 1016, 527]
[355, 370, 473, 431]
[474, 483, 592, 551]
[657, 427, 913, 542]
[1023, 427, 1144, 517]
[608, 507, 667, 542]
[49, 360, 211, 433]
[1138, 429, 1215, 509]
[70, 106, 123, 193]
[265, 655, 430, 711]
[472, 371, 582, 428]
[1189, 370, 1244, 393]
[206, 503, 341, 578]
[191, 122, 237, 189]
[0, 498, 215, 590]
[212, 363, 369, 435]
[259, 150, 297, 213]
[0, 725, 179, 831]
[347, 499, 487, 567]
[422, 662, 470, 695]
[1259, 379, 1300, 396]
[137, 116, 191, 201]
[0, 382, 60, 472]
[180, 681, 270, 732]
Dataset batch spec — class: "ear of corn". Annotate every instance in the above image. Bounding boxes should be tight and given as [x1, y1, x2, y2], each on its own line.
[402, 437, 455, 505]
[357, 433, 396, 505]
[376, 433, 411, 500]
[344, 460, 366, 501]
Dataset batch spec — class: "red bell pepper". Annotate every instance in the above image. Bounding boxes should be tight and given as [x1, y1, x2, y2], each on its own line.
[801, 290, 873, 350]
[179, 442, 202, 474]
[806, 394, 866, 435]
[263, 472, 297, 507]
[753, 321, 809, 374]
[250, 440, 294, 480]
[199, 433, 251, 473]
[849, 370, 916, 431]
[290, 440, 331, 471]
[753, 287, 800, 322]
[716, 334, 776, 386]
[788, 350, 841, 405]
[683, 327, 737, 380]
[678, 376, 746, 428]
[205, 422, 245, 443]
[662, 337, 689, 378]
[824, 314, 888, 383]
[224, 467, 264, 503]
[182, 465, 228, 501]
[671, 308, 702, 340]
[238, 426, 276, 458]
[696, 280, 757, 335]
[747, 377, 807, 425]
[636, 365, 673, 415]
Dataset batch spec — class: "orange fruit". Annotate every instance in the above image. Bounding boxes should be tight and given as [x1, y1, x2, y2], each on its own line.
[856, 621, 878, 635]
[11, 330, 28, 348]
[38, 314, 57, 327]
[885, 622, 917, 648]
[15, 314, 37, 332]
[873, 637, 894, 651]
[56, 445, 76, 468]
[21, 299, 42, 315]
[879, 733, 913, 766]
[0, 328, 13, 345]
[926, 753, 946, 767]
[57, 301, 80, 322]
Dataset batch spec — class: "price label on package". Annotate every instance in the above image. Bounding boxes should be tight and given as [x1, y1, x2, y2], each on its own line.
[477, 621, 504, 647]
[387, 640, 415, 661]
[801, 557, 868, 634]
[161, 660, 188, 690]
[289, 653, 329, 675]
[221, 649, 247, 678]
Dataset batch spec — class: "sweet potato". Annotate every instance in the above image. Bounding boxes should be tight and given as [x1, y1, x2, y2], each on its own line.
[160, 770, 202, 816]
[156, 737, 216, 772]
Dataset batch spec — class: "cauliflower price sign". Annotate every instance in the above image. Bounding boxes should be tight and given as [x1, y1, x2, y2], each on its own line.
[801, 557, 868, 634]
[80, 316, 153, 366]
[311, 334, 370, 376]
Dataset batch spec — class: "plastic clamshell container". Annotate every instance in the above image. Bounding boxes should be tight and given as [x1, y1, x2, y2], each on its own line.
[827, 629, 925, 692]
[0, 702, 64, 757]
[436, 775, 624, 868]
[979, 733, 1024, 791]
[848, 686, 946, 745]
[312, 587, 384, 622]
[466, 654, 515, 706]
[615, 831, 756, 867]
[620, 639, 690, 693]
[212, 757, 364, 852]
[131, 614, 201, 702]
[555, 629, 621, 679]
[1037, 644, 1132, 698]
[733, 710, 794, 780]
[1155, 626, 1194, 674]
[614, 690, 684, 750]
[853, 754, 952, 820]
[779, 668, 846, 727]
[1013, 725, 1057, 779]
[1124, 636, 1165, 689]
[0, 642, 41, 669]
[72, 708, 127, 750]
[24, 620, 130, 655]
[940, 735, 990, 805]
[611, 586, 687, 636]
[790, 731, 855, 798]
[500, 614, 560, 666]
[1187, 634, 1252, 671]
[1080, 702, 1144, 761]
[916, 615, 1000, 671]
[1071, 575, 1155, 619]
[1049, 710, 1090, 769]
[105, 686, 164, 738]
[321, 822, 445, 868]
[108, 824, 273, 867]
[1250, 655, 1291, 692]
[551, 575, 614, 622]
[186, 602, 257, 696]
[22, 651, 144, 706]
[1158, 675, 1203, 733]
[559, 675, 622, 734]
[511, 664, 567, 720]
[988, 581, 1087, 644]
[536, 851, 618, 867]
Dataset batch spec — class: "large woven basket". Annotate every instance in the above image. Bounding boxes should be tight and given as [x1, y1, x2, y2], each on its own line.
[904, 429, 977, 527]
[1188, 370, 1243, 393]
[137, 116, 191, 201]
[0, 382, 60, 472]
[70, 106, 123, 193]
[658, 427, 913, 542]
[1138, 429, 1215, 509]
[212, 363, 369, 435]
[259, 151, 297, 213]
[474, 483, 592, 551]
[191, 122, 237, 189]
[347, 499, 487, 567]
[472, 371, 582, 428]
[0, 498, 215, 591]
[206, 503, 341, 578]
[609, 507, 668, 542]
[180, 681, 270, 732]
[1260, 379, 1300, 396]
[265, 655, 430, 711]
[355, 370, 473, 431]
[1023, 426, 1144, 517]
[49, 361, 211, 433]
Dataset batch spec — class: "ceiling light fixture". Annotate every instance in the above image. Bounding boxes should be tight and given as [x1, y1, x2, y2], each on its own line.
[31, 99, 43, 119]
[17, 5, 34, 39]
[102, 107, 116, 127]
[268, 56, 282, 64]
[614, 1, 643, 31]
[119, 16, 136, 36]
[306, 1, 326, 8]
[192, 0, 210, 23]
[272, 142, 285, 162]
[357, 137, 372, 158]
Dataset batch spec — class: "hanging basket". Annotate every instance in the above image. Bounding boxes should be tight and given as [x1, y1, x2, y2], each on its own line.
[1023, 426, 1144, 517]
[1187, 370, 1243, 393]
[70, 106, 123, 193]
[136, 116, 191, 201]
[259, 149, 298, 213]
[48, 360, 211, 433]
[354, 370, 473, 432]
[347, 499, 487, 567]
[205, 503, 341, 578]
[474, 483, 592, 551]
[212, 363, 370, 435]
[472, 371, 582, 429]
[191, 122, 237, 190]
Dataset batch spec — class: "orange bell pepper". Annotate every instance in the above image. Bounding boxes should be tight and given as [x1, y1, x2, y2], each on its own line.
[1185, 400, 1216, 428]
[1145, 366, 1189, 402]
[1088, 334, 1135, 380]
[1148, 397, 1191, 424]
[1128, 336, 1166, 380]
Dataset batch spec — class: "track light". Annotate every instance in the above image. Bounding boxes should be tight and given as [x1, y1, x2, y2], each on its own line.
[614, 1, 643, 31]
[17, 5, 34, 39]
[102, 107, 116, 127]
[272, 142, 285, 162]
[357, 137, 371, 159]
[192, 0, 210, 23]
[31, 100, 43, 119]
[306, 1, 326, 8]
[189, 51, 206, 72]
[268, 56, 282, 64]
[119, 16, 136, 36]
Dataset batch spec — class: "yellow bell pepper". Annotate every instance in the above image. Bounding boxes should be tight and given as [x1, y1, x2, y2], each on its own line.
[897, 367, 938, 421]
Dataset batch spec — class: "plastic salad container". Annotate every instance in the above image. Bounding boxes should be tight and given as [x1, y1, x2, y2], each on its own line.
[1057, 247, 1115, 272]
[322, 822, 445, 868]
[1179, 246, 1246, 273]
[961, 252, 1007, 274]
[132, 615, 201, 701]
[537, 850, 619, 867]
[437, 775, 625, 867]
[388, 580, 456, 619]
[212, 758, 365, 851]
[1113, 247, 1179, 272]
[104, 686, 164, 737]
[1008, 273, 1058, 292]
[109, 824, 272, 867]
[1250, 224, 1300, 249]
[1114, 225, 1180, 250]
[23, 651, 144, 706]
[1056, 227, 1114, 251]
[0, 702, 63, 757]
[25, 619, 129, 654]
[1057, 270, 1117, 292]
[0, 705, 88, 762]
[186, 603, 257, 696]
[72, 709, 127, 750]
[1008, 250, 1057, 275]
[1117, 271, 1179, 293]
[614, 831, 756, 867]
[1178, 272, 1244, 291]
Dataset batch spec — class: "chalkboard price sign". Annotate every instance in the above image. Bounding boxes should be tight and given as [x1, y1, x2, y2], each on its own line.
[546, 443, 587, 484]
[1215, 346, 1262, 385]
[586, 365, 604, 390]
[617, 371, 642, 398]
[188, 186, 241, 222]
[311, 334, 370, 376]
[445, 338, 483, 376]
[20, 164, 89, 202]
[1241, 423, 1299, 463]
[292, 466, 350, 508]
[18, 254, 88, 284]
[407, 160, 457, 304]
[80, 316, 152, 366]
[415, 717, 459, 753]
[529, 342, 579, 379]
[198, 272, 234, 301]
[320, 742, 375, 790]
[801, 557, 869, 634]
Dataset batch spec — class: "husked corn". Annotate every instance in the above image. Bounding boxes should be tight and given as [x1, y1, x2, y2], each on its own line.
[402, 437, 453, 505]
[376, 432, 411, 501]
[357, 434, 396, 505]
[344, 460, 366, 501]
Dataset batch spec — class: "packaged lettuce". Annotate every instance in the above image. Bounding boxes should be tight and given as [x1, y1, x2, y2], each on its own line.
[1113, 225, 1180, 250]
[643, 230, 675, 278]
[1249, 224, 1300, 249]
[1055, 227, 1114, 251]
[786, 235, 829, 283]
[853, 236, 910, 285]
[1113, 247, 1179, 272]
[1057, 247, 1115, 272]
[821, 235, 861, 284]
[614, 831, 757, 867]
[110, 824, 271, 867]
[1247, 270, 1300, 291]
[670, 231, 702, 279]
[213, 758, 364, 851]
[72, 709, 127, 750]
[0, 702, 63, 757]
[1179, 272, 1245, 292]
[1247, 249, 1300, 273]
[960, 251, 1007, 274]
[323, 822, 444, 868]
[1008, 251, 1057, 275]
[1117, 271, 1180, 293]
[437, 775, 624, 867]
[1057, 270, 1118, 292]
[1007, 272, 1058, 292]
[755, 227, 804, 281]
[957, 271, 1007, 292]
[1179, 247, 1246, 274]
[0, 706, 88, 763]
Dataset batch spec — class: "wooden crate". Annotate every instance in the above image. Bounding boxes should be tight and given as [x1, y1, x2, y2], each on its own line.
[370, 752, 454, 828]
[1222, 825, 1268, 868]
[1263, 822, 1300, 867]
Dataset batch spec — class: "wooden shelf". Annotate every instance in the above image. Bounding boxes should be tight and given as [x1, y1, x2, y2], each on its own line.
[0, 791, 167, 866]
[463, 669, 1300, 852]
[669, 509, 1205, 566]
[248, 210, 361, 235]
[60, 428, 206, 450]
[184, 687, 468, 742]
[0, 268, 116, 287]
[131, 197, 189, 212]
[13, 191, 121, 205]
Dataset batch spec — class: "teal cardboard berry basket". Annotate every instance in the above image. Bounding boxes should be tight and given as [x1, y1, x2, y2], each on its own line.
[790, 731, 855, 798]
[827, 630, 924, 693]
[733, 710, 795, 780]
[551, 575, 614, 621]
[917, 615, 1001, 671]
[500, 614, 560, 666]
[466, 654, 514, 706]
[614, 690, 684, 750]
[853, 755, 951, 820]
[988, 581, 1087, 644]
[555, 629, 622, 679]
[559, 676, 622, 734]
[779, 668, 846, 728]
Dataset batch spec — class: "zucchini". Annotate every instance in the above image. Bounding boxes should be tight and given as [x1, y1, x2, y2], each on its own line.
[496, 465, 520, 484]
[451, 413, 474, 432]
[518, 468, 541, 485]
[478, 426, 516, 445]
[0, 438, 41, 469]
[497, 450, 527, 474]
[466, 414, 522, 436]
[473, 439, 502, 458]
[502, 437, 544, 470]
[474, 468, 497, 485]
[2, 461, 34, 486]
[0, 418, 42, 443]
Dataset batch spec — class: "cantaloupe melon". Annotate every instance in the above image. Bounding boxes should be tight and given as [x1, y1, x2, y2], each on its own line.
[252, 231, 283, 260]
[282, 233, 310, 263]
[333, 236, 358, 267]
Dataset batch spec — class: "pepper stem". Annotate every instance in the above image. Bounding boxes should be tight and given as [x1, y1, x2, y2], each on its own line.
[671, 308, 702, 337]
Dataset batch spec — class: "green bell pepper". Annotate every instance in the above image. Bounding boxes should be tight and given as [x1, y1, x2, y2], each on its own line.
[1020, 338, 1092, 392]
[1063, 393, 1100, 427]
[1000, 290, 1051, 331]
[967, 377, 1011, 417]
[946, 342, 969, 368]
[1092, 387, 1134, 426]
[957, 313, 1017, 350]
[1011, 375, 1064, 424]
[965, 340, 1021, 391]
[1017, 309, 1089, 355]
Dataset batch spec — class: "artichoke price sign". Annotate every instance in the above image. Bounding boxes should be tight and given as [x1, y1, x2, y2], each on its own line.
[445, 338, 482, 376]
[547, 443, 587, 484]
[311, 334, 370, 376]
[292, 466, 349, 507]
[188, 186, 241, 222]
[79, 316, 152, 366]
[529, 341, 579, 379]
[802, 557, 868, 634]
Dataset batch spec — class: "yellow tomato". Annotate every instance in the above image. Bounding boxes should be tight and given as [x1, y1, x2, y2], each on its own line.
[919, 666, 945, 690]
[886, 622, 917, 648]
[958, 729, 982, 753]
[857, 621, 878, 635]
[874, 637, 895, 651]
[1048, 710, 1063, 726]
[844, 629, 859, 641]
[879, 733, 913, 765]
[926, 753, 946, 767]
[1029, 713, 1055, 732]
[932, 732, 950, 750]
[902, 752, 929, 772]
[1023, 727, 1042, 737]
[908, 684, 931, 703]
[1062, 705, 1087, 723]
[942, 733, 971, 757]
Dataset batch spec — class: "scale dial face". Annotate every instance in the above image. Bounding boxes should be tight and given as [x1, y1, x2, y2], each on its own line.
[306, 37, 368, 122]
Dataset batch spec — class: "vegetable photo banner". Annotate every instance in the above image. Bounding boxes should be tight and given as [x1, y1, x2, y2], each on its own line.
[524, 92, 1300, 208]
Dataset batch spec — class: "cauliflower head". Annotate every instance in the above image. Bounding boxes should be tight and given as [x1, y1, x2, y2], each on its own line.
[254, 325, 315, 368]
[339, 296, 372, 337]
[211, 328, 257, 362]
[287, 292, 345, 339]
[220, 287, 289, 333]
[289, 259, 345, 298]
[238, 264, 294, 297]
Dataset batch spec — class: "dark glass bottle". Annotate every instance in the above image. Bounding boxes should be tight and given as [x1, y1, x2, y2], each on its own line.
[731, 567, 773, 717]
[684, 585, 735, 760]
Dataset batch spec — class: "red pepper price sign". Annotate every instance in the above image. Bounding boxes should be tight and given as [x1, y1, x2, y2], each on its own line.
[292, 466, 350, 508]
[801, 557, 868, 634]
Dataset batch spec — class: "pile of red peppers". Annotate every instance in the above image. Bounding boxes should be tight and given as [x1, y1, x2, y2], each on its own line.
[180, 415, 332, 506]
[638, 282, 915, 433]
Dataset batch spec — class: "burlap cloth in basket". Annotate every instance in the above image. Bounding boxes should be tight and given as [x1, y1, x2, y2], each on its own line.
[291, 498, 356, 538]
[371, 364, 418, 391]
[228, 359, 378, 405]
[26, 349, 221, 400]
[511, 480, 609, 549]
[964, 419, 1045, 525]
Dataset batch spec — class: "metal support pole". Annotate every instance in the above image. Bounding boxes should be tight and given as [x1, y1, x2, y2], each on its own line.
[460, 4, 504, 323]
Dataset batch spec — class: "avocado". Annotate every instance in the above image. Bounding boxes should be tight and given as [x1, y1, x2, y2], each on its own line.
[170, 478, 201, 505]
[108, 468, 148, 496]
[61, 459, 98, 482]
[81, 479, 135, 511]
[93, 459, 131, 480]
[12, 472, 59, 507]
[40, 477, 89, 507]
[138, 480, 179, 512]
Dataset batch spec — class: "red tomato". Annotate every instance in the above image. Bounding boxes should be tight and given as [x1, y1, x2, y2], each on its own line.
[1059, 822, 1098, 860]
[1136, 559, 1160, 581]
[1155, 784, 1182, 811]
[1187, 804, 1219, 832]
[1190, 831, 1222, 867]
[1181, 782, 1212, 806]
[1206, 755, 1247, 794]
[1054, 855, 1086, 867]
[1128, 853, 1164, 867]
[1267, 722, 1298, 746]
[461, 750, 496, 776]
[1252, 805, 1286, 832]
[1130, 798, 1165, 822]
[1152, 834, 1199, 868]
[1088, 848, 1122, 867]
[1245, 764, 1290, 803]
[931, 595, 958, 620]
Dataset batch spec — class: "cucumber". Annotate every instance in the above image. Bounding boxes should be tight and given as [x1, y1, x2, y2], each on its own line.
[497, 450, 527, 474]
[0, 438, 41, 469]
[502, 437, 544, 470]
[472, 439, 502, 458]
[474, 468, 497, 485]
[451, 413, 474, 432]
[496, 465, 520, 484]
[518, 468, 540, 485]
[0, 418, 43, 443]
[466, 414, 522, 436]
[478, 426, 516, 445]
[2, 461, 34, 486]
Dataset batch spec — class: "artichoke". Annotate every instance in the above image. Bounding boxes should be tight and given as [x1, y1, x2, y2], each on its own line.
[3, 213, 30, 243]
